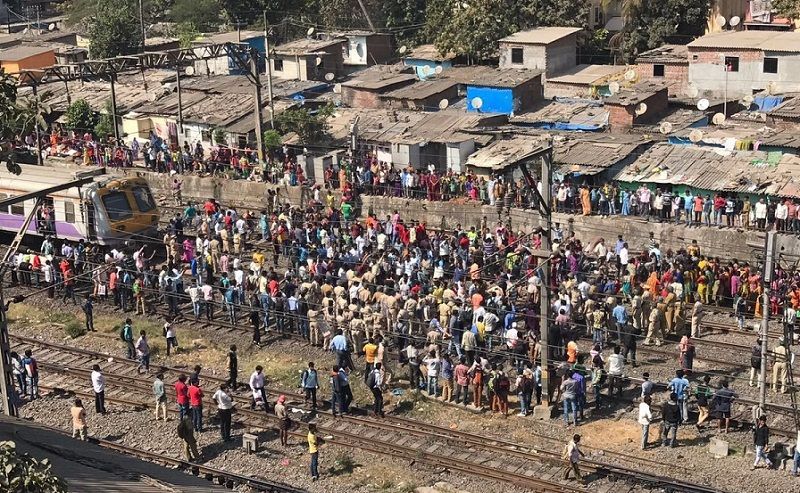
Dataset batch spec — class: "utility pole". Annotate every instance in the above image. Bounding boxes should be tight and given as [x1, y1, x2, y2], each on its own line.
[263, 11, 275, 129]
[759, 230, 777, 410]
[30, 83, 42, 165]
[355, 0, 375, 31]
[175, 65, 184, 136]
[108, 73, 120, 143]
[138, 0, 146, 52]
[251, 48, 265, 161]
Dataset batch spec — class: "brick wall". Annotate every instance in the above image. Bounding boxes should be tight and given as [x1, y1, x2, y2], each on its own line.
[341, 87, 384, 109]
[607, 88, 668, 129]
[544, 81, 593, 99]
[514, 75, 544, 111]
[635, 62, 689, 96]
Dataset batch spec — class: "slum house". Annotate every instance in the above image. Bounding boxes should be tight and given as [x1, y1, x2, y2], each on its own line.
[402, 44, 457, 80]
[634, 45, 690, 97]
[758, 127, 800, 153]
[544, 64, 626, 98]
[687, 30, 800, 97]
[510, 98, 609, 131]
[340, 64, 416, 109]
[603, 82, 669, 130]
[191, 31, 267, 76]
[0, 45, 55, 79]
[552, 134, 651, 184]
[271, 38, 347, 82]
[766, 97, 800, 128]
[177, 75, 330, 104]
[463, 68, 544, 115]
[322, 31, 394, 74]
[464, 134, 547, 179]
[325, 108, 502, 170]
[498, 27, 582, 79]
[613, 142, 800, 200]
[380, 78, 460, 111]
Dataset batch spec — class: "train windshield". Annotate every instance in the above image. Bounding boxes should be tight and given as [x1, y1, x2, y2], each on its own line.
[132, 186, 156, 213]
[102, 191, 133, 221]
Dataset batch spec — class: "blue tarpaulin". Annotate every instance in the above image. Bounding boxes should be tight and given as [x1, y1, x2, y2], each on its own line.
[529, 122, 604, 131]
[754, 95, 784, 112]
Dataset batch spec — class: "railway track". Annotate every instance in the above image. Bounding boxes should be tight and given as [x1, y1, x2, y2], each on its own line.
[11, 334, 723, 493]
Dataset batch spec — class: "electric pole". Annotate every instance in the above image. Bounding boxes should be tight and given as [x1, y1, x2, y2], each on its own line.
[759, 230, 777, 410]
[263, 11, 275, 129]
[138, 0, 146, 52]
[533, 143, 553, 418]
[251, 48, 266, 162]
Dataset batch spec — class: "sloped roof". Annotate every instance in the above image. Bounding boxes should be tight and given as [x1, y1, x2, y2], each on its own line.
[273, 38, 346, 56]
[547, 64, 625, 85]
[555, 137, 646, 175]
[510, 99, 608, 127]
[404, 44, 456, 62]
[0, 45, 54, 61]
[635, 44, 689, 64]
[687, 31, 800, 53]
[466, 136, 546, 170]
[768, 97, 800, 119]
[499, 27, 582, 45]
[614, 144, 800, 196]
[380, 78, 458, 100]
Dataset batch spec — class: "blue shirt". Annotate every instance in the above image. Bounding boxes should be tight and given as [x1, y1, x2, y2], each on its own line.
[330, 334, 348, 351]
[573, 372, 586, 396]
[669, 377, 689, 399]
[440, 359, 454, 380]
[612, 305, 628, 324]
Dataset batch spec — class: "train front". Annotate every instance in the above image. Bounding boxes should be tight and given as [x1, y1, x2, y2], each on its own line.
[86, 176, 160, 246]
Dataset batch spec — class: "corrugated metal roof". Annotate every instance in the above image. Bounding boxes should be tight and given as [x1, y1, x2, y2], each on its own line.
[687, 31, 800, 53]
[273, 38, 346, 56]
[499, 27, 582, 45]
[555, 139, 644, 175]
[0, 45, 54, 60]
[760, 127, 800, 149]
[381, 78, 458, 100]
[510, 99, 608, 127]
[768, 98, 800, 119]
[614, 144, 800, 196]
[404, 44, 456, 62]
[466, 136, 545, 170]
[635, 44, 689, 64]
[547, 64, 625, 85]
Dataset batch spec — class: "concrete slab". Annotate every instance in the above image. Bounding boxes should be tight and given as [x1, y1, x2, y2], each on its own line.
[0, 416, 224, 492]
[709, 437, 729, 458]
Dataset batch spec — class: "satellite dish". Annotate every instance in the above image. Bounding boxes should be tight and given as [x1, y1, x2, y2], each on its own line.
[687, 85, 699, 98]
[471, 97, 483, 109]
[48, 23, 56, 31]
[399, 45, 407, 55]
[324, 72, 335, 81]
[21, 28, 28, 34]
[712, 112, 726, 125]
[766, 81, 777, 95]
[422, 65, 433, 76]
[689, 129, 704, 143]
[624, 69, 637, 82]
[333, 83, 341, 94]
[730, 16, 741, 27]
[438, 98, 449, 110]
[635, 102, 648, 116]
[434, 66, 443, 75]
[315, 57, 323, 66]
[307, 27, 315, 36]
[659, 122, 673, 134]
[697, 98, 710, 111]
[743, 94, 754, 106]
[609, 81, 620, 94]
[716, 15, 726, 27]
[185, 65, 195, 76]
[148, 92, 158, 102]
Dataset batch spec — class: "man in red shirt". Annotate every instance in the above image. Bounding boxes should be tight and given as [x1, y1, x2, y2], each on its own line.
[62, 266, 77, 305]
[188, 381, 204, 432]
[174, 375, 189, 420]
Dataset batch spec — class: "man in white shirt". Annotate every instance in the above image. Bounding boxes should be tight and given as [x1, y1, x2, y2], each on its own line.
[638, 396, 653, 450]
[607, 345, 625, 398]
[212, 384, 234, 441]
[249, 366, 268, 412]
[90, 364, 106, 414]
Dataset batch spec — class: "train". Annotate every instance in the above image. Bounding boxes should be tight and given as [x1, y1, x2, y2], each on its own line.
[0, 164, 159, 245]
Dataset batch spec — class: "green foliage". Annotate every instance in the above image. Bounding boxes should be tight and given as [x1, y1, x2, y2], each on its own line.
[86, 0, 142, 58]
[64, 320, 87, 338]
[176, 22, 200, 49]
[172, 0, 221, 32]
[1, 73, 51, 173]
[64, 99, 96, 133]
[384, 0, 427, 45]
[275, 104, 334, 144]
[618, 0, 708, 61]
[773, 0, 800, 19]
[0, 441, 67, 492]
[518, 0, 588, 28]
[213, 128, 227, 145]
[263, 129, 282, 149]
[94, 101, 115, 139]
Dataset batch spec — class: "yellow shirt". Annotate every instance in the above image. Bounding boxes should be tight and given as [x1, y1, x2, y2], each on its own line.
[363, 343, 378, 363]
[308, 432, 318, 454]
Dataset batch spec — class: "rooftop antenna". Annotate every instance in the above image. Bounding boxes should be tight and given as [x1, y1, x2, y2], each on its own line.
[608, 81, 620, 94]
[399, 45, 407, 55]
[634, 102, 648, 116]
[659, 122, 673, 134]
[712, 112, 726, 125]
[471, 96, 483, 111]
[730, 16, 741, 27]
[324, 72, 335, 81]
[438, 98, 449, 110]
[307, 27, 315, 37]
[689, 129, 704, 143]
[716, 15, 727, 28]
[687, 84, 699, 98]
[696, 98, 710, 111]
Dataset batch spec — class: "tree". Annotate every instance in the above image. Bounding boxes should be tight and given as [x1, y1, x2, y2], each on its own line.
[213, 127, 227, 145]
[617, 0, 708, 61]
[176, 22, 200, 49]
[1, 73, 52, 173]
[384, 0, 428, 45]
[263, 129, 283, 149]
[276, 104, 334, 144]
[519, 0, 588, 28]
[64, 99, 97, 134]
[0, 441, 67, 492]
[84, 0, 142, 58]
[773, 0, 800, 20]
[171, 0, 222, 32]
[94, 100, 116, 139]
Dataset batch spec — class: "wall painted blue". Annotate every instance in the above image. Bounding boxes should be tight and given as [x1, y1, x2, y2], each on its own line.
[228, 37, 267, 74]
[466, 86, 514, 114]
[403, 59, 453, 80]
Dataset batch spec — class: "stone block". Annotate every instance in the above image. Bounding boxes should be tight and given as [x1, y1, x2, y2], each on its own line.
[242, 433, 258, 454]
[531, 404, 553, 420]
[709, 437, 729, 458]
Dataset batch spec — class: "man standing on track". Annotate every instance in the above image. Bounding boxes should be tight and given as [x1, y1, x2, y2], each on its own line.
[121, 318, 134, 360]
[91, 364, 106, 414]
[177, 414, 200, 462]
[368, 362, 385, 418]
[562, 434, 586, 483]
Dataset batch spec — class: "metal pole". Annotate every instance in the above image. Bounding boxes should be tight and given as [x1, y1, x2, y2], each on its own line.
[759, 230, 777, 410]
[539, 147, 552, 407]
[109, 73, 120, 143]
[138, 0, 146, 52]
[31, 83, 42, 165]
[723, 63, 728, 117]
[263, 11, 275, 129]
[64, 79, 71, 106]
[251, 49, 265, 161]
[176, 65, 184, 136]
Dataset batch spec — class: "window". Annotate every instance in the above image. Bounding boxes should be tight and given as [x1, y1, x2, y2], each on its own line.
[131, 186, 156, 213]
[101, 191, 133, 221]
[64, 201, 75, 223]
[10, 199, 23, 216]
[273, 59, 284, 72]
[511, 47, 524, 65]
[653, 64, 665, 77]
[692, 54, 699, 61]
[724, 56, 739, 72]
[201, 129, 211, 142]
[763, 57, 778, 74]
